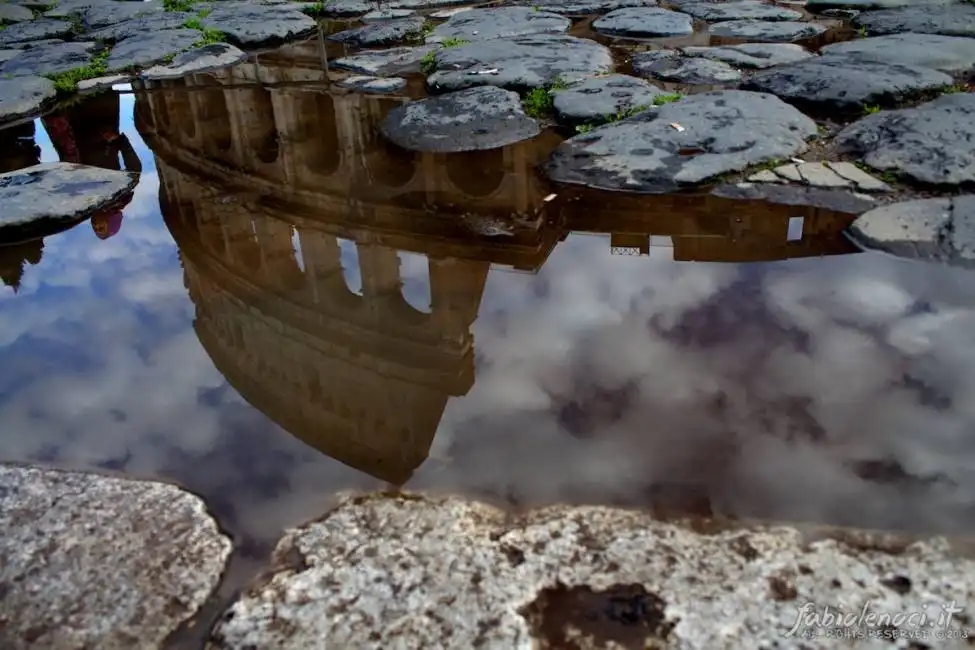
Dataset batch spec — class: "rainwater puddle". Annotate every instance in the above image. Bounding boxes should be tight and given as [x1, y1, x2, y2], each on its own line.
[1, 50, 974, 586]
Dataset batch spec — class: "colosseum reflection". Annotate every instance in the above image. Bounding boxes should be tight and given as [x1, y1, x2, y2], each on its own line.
[134, 50, 861, 483]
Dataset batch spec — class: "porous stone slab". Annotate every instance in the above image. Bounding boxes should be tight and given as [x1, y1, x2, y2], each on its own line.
[430, 6, 472, 19]
[427, 34, 614, 92]
[328, 16, 425, 47]
[681, 42, 813, 69]
[86, 12, 194, 42]
[834, 92, 975, 186]
[0, 49, 21, 64]
[848, 196, 975, 267]
[552, 73, 667, 123]
[0, 41, 96, 77]
[545, 89, 818, 193]
[332, 44, 437, 76]
[742, 54, 953, 112]
[82, 0, 163, 29]
[823, 33, 975, 74]
[854, 3, 975, 37]
[202, 4, 318, 48]
[429, 7, 570, 43]
[0, 75, 55, 125]
[141, 42, 248, 80]
[0, 464, 232, 650]
[592, 7, 693, 37]
[106, 29, 201, 72]
[363, 7, 416, 20]
[207, 492, 975, 650]
[6, 37, 65, 49]
[678, 0, 803, 22]
[337, 75, 407, 93]
[633, 51, 741, 84]
[0, 18, 73, 45]
[0, 3, 35, 22]
[710, 19, 827, 42]
[380, 85, 540, 152]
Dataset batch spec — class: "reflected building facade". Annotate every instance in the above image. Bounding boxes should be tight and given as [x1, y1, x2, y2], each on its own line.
[135, 53, 861, 485]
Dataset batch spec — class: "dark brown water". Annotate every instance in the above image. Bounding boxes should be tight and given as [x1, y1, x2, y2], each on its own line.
[2, 46, 975, 577]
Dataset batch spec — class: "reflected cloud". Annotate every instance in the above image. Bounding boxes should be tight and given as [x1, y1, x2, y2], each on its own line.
[0, 49, 972, 576]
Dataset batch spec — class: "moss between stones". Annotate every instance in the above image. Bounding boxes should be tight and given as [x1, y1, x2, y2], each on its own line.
[44, 49, 110, 93]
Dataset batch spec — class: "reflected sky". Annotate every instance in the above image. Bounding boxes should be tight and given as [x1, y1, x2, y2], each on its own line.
[1, 85, 974, 569]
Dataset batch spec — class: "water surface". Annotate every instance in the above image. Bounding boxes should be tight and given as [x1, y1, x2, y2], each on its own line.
[2, 51, 974, 573]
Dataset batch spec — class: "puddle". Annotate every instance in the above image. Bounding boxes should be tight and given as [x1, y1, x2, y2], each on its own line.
[2, 46, 975, 593]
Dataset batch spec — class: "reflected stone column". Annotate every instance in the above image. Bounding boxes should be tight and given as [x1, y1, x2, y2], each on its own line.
[357, 243, 402, 300]
[297, 228, 343, 305]
[428, 258, 489, 347]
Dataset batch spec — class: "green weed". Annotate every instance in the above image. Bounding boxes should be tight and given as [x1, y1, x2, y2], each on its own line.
[652, 93, 682, 106]
[863, 104, 881, 115]
[190, 27, 225, 46]
[420, 50, 437, 74]
[44, 49, 109, 93]
[440, 36, 469, 47]
[575, 123, 594, 134]
[301, 1, 329, 16]
[941, 83, 967, 94]
[856, 25, 867, 37]
[523, 87, 553, 118]
[163, 0, 195, 11]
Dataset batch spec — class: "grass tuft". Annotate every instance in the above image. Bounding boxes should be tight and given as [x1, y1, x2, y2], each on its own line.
[44, 49, 109, 93]
[190, 27, 225, 46]
[419, 38, 469, 74]
[301, 1, 330, 16]
[652, 93, 682, 106]
[863, 104, 881, 115]
[163, 0, 194, 11]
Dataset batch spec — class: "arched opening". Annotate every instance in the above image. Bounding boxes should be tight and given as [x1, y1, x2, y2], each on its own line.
[293, 90, 341, 180]
[234, 86, 279, 167]
[365, 135, 416, 188]
[397, 251, 431, 314]
[446, 149, 506, 198]
[196, 76, 232, 154]
[338, 238, 363, 296]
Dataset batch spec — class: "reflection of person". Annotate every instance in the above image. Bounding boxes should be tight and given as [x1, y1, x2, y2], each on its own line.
[42, 91, 142, 173]
[90, 191, 134, 240]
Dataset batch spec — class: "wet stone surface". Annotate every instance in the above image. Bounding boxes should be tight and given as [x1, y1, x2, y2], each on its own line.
[86, 12, 195, 43]
[202, 4, 318, 48]
[545, 90, 817, 193]
[808, 0, 955, 8]
[106, 29, 202, 73]
[742, 55, 953, 112]
[0, 41, 97, 78]
[332, 44, 438, 76]
[820, 33, 975, 74]
[632, 51, 741, 85]
[592, 7, 694, 38]
[0, 464, 232, 650]
[680, 43, 814, 69]
[427, 34, 614, 92]
[854, 3, 975, 37]
[141, 43, 249, 81]
[328, 16, 426, 47]
[711, 182, 878, 214]
[678, 0, 804, 22]
[0, 18, 73, 45]
[430, 7, 570, 42]
[0, 76, 56, 125]
[835, 92, 975, 186]
[0, 163, 138, 241]
[82, 0, 163, 30]
[709, 19, 828, 42]
[381, 85, 540, 152]
[207, 493, 975, 650]
[0, 3, 35, 23]
[552, 74, 667, 124]
[337, 75, 407, 93]
[849, 196, 975, 268]
[509, 0, 656, 15]
[363, 8, 417, 21]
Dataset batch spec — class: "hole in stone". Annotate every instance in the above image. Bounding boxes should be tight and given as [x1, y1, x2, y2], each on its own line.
[519, 582, 675, 649]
